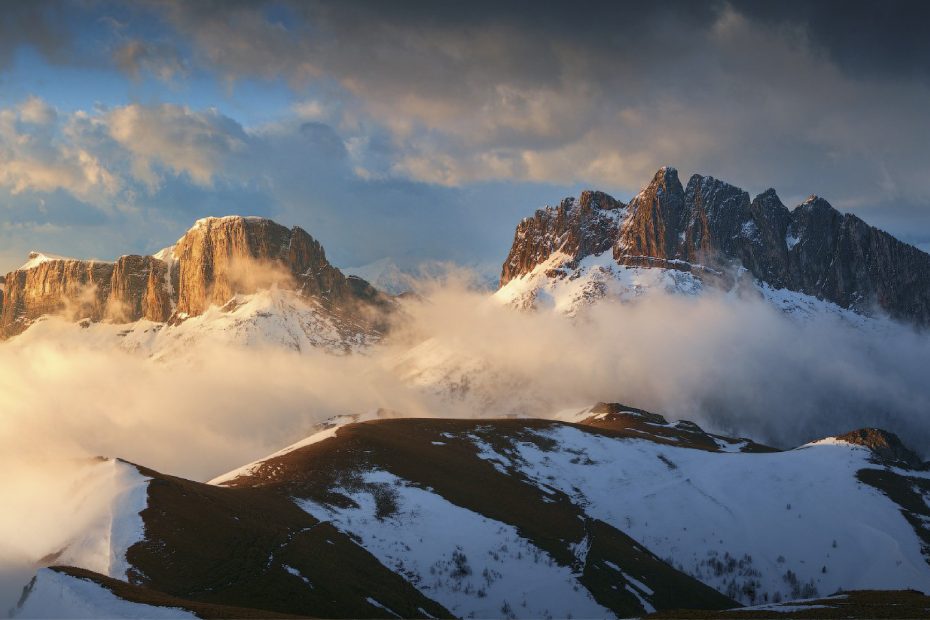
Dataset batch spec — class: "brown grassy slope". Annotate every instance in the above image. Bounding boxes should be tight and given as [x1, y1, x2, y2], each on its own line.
[127, 463, 452, 619]
[42, 566, 303, 619]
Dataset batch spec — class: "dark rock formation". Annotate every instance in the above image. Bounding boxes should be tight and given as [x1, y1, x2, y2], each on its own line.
[500, 191, 625, 286]
[501, 166, 930, 325]
[616, 166, 687, 261]
[0, 216, 387, 339]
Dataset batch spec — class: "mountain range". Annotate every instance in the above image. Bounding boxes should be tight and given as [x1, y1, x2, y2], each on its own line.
[6, 167, 930, 618]
[499, 167, 930, 324]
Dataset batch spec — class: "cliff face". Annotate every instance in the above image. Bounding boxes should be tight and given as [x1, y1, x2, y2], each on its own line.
[107, 255, 175, 323]
[0, 217, 386, 339]
[500, 191, 626, 286]
[172, 216, 379, 317]
[0, 257, 115, 337]
[502, 167, 930, 325]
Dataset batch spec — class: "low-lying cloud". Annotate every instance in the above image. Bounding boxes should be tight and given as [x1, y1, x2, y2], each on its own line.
[2, 276, 930, 608]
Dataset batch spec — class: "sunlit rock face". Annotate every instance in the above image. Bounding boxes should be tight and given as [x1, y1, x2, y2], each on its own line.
[0, 216, 387, 339]
[107, 255, 175, 323]
[172, 216, 378, 316]
[0, 257, 116, 338]
[501, 166, 930, 324]
[500, 190, 626, 287]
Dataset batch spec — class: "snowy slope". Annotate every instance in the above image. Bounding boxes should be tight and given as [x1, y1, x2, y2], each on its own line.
[51, 459, 150, 580]
[200, 413, 930, 613]
[6, 458, 151, 585]
[13, 569, 196, 619]
[465, 424, 930, 605]
[495, 251, 703, 315]
[298, 470, 613, 619]
[496, 250, 880, 328]
[9, 288, 379, 358]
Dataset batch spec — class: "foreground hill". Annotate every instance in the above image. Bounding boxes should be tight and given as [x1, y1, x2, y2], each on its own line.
[13, 405, 930, 618]
[498, 167, 930, 324]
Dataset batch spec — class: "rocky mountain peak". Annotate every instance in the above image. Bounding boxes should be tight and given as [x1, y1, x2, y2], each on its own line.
[501, 167, 930, 325]
[499, 190, 626, 286]
[615, 166, 686, 261]
[0, 215, 387, 339]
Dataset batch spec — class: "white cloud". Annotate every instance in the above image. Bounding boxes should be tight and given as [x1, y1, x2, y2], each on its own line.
[106, 104, 246, 188]
[0, 100, 120, 200]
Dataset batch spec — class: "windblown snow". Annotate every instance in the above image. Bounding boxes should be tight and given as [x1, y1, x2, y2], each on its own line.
[37, 459, 149, 581]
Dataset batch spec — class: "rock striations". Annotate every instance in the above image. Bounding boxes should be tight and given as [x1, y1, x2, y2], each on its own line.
[0, 216, 387, 339]
[501, 167, 930, 324]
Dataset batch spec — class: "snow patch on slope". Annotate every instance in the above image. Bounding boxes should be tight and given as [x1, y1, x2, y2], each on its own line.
[208, 410, 391, 485]
[297, 470, 613, 619]
[471, 426, 930, 605]
[13, 569, 195, 619]
[12, 288, 377, 358]
[495, 251, 703, 315]
[17, 252, 98, 271]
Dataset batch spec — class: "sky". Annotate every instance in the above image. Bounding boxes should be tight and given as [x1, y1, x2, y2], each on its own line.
[1, 0, 929, 275]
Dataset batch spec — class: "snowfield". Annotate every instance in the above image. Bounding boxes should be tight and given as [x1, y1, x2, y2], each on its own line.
[467, 425, 930, 605]
[298, 470, 614, 619]
[13, 569, 195, 619]
[8, 288, 377, 359]
[495, 249, 883, 330]
[495, 251, 704, 315]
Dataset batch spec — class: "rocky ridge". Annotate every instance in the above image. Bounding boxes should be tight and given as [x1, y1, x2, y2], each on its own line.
[0, 216, 387, 340]
[501, 167, 930, 324]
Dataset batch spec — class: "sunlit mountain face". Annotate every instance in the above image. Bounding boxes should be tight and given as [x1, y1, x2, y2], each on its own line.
[3, 2, 930, 618]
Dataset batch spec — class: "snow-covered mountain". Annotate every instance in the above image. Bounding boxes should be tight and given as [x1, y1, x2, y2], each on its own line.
[12, 405, 930, 618]
[497, 167, 930, 324]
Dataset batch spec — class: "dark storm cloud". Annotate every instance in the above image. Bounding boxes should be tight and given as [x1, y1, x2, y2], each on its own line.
[738, 0, 930, 81]
[1, 0, 929, 269]
[0, 2, 70, 69]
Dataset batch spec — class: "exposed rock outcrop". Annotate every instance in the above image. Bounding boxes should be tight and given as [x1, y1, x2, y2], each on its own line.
[0, 257, 115, 338]
[837, 428, 926, 469]
[501, 167, 930, 325]
[107, 255, 175, 323]
[173, 216, 380, 316]
[0, 216, 387, 339]
[500, 191, 625, 286]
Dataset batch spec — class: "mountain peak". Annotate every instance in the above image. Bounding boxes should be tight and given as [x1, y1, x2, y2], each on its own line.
[1, 215, 388, 340]
[500, 168, 930, 324]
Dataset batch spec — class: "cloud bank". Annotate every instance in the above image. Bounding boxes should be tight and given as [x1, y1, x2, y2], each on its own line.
[2, 275, 930, 607]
